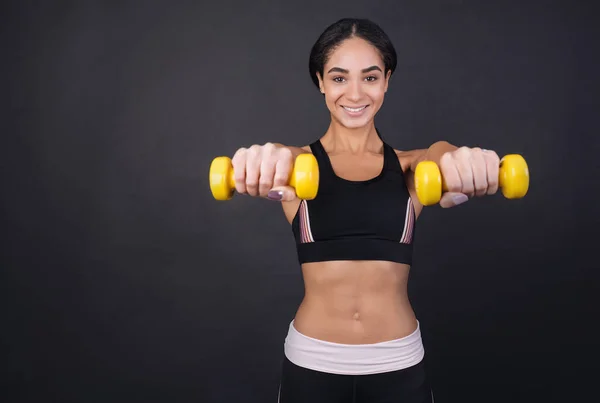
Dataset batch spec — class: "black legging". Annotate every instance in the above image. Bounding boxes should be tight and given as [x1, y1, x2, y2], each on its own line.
[278, 356, 434, 403]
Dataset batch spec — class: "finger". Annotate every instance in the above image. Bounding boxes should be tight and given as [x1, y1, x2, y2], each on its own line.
[471, 148, 488, 197]
[267, 185, 297, 202]
[231, 148, 247, 194]
[455, 153, 475, 197]
[439, 192, 469, 208]
[258, 158, 276, 198]
[483, 150, 499, 195]
[440, 152, 461, 193]
[273, 151, 293, 188]
[245, 147, 261, 197]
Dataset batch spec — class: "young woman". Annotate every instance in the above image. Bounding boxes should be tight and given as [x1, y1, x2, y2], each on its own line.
[230, 18, 500, 403]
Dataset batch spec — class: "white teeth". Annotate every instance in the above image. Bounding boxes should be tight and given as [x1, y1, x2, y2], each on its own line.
[343, 106, 366, 112]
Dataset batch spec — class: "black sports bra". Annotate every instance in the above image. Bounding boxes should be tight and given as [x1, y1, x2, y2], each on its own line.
[291, 135, 417, 265]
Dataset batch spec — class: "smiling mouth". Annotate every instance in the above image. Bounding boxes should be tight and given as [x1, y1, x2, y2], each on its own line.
[342, 105, 368, 112]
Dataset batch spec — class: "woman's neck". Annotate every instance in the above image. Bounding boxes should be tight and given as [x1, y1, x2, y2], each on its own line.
[321, 120, 383, 155]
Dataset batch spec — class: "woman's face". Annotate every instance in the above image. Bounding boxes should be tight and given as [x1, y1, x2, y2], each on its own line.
[317, 37, 391, 130]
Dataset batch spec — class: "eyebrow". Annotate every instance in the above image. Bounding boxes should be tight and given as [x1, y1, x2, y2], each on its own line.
[327, 65, 383, 74]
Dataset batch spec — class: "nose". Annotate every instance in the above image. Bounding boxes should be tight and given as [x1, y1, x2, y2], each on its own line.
[347, 80, 363, 102]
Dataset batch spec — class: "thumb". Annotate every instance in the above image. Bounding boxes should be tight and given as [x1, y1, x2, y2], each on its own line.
[439, 192, 469, 208]
[266, 186, 297, 202]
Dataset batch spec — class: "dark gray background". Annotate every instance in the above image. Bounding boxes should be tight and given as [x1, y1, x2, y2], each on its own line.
[2, 1, 598, 402]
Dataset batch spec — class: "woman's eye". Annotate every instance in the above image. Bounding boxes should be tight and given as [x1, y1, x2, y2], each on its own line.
[332, 76, 377, 83]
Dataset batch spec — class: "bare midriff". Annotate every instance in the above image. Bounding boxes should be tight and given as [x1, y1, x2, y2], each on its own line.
[292, 260, 418, 345]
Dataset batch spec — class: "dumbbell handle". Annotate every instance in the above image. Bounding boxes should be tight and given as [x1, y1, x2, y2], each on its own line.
[220, 164, 308, 191]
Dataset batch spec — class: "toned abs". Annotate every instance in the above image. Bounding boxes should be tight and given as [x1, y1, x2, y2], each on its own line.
[294, 260, 417, 344]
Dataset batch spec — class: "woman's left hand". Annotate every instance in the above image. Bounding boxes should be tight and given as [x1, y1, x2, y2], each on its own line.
[438, 146, 500, 208]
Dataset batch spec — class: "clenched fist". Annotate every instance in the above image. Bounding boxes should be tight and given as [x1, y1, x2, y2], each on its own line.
[438, 146, 500, 208]
[231, 142, 297, 201]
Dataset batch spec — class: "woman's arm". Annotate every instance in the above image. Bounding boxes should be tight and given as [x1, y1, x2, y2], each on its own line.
[409, 141, 458, 171]
[395, 141, 457, 173]
[273, 143, 312, 159]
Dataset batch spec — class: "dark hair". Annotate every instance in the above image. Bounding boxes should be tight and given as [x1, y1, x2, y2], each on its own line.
[308, 18, 397, 89]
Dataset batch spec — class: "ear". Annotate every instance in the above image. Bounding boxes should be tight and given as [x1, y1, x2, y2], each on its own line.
[384, 70, 392, 93]
[316, 72, 325, 94]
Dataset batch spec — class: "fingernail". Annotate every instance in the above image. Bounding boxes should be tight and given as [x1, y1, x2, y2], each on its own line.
[452, 194, 468, 205]
[267, 190, 283, 201]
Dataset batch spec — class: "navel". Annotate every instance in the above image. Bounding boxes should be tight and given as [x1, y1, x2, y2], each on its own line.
[353, 312, 361, 321]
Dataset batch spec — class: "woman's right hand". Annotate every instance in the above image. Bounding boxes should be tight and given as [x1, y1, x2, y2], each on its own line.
[231, 142, 297, 201]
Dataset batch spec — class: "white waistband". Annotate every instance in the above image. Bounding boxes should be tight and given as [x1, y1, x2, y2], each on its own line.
[283, 320, 424, 375]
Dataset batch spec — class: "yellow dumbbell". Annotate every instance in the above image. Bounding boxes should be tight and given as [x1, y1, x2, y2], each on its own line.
[414, 154, 530, 206]
[209, 153, 320, 201]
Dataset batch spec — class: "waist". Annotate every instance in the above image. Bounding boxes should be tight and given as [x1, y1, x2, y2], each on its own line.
[293, 300, 417, 345]
[284, 320, 424, 375]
